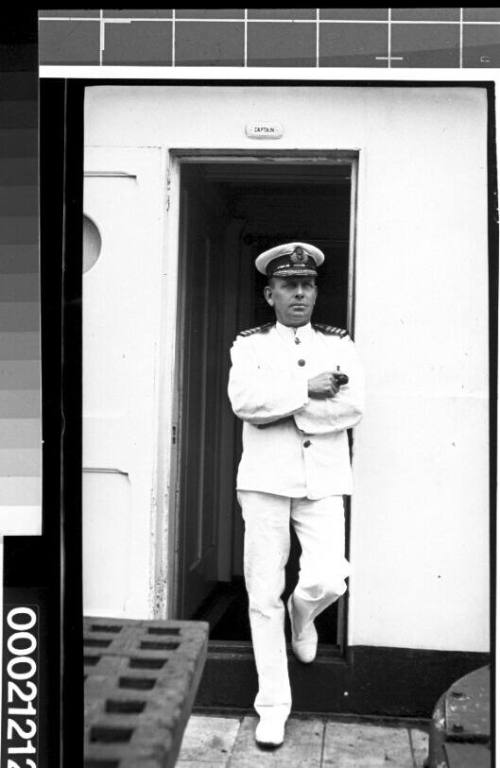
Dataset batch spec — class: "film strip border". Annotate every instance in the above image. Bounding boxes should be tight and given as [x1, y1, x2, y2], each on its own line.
[2, 15, 60, 767]
[1, 592, 48, 768]
[0, 19, 41, 534]
[2, 7, 499, 766]
[39, 8, 500, 68]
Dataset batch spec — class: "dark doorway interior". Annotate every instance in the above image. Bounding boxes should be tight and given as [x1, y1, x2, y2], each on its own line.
[176, 159, 353, 651]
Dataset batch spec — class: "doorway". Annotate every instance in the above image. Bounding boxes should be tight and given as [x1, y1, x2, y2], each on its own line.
[172, 155, 356, 651]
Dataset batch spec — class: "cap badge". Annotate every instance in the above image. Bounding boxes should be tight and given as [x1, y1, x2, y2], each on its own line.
[291, 247, 307, 264]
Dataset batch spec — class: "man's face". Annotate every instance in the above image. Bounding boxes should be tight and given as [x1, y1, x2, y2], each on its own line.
[264, 276, 318, 327]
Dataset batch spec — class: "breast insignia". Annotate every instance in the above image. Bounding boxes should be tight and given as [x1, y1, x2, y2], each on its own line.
[238, 322, 274, 337]
[313, 323, 349, 338]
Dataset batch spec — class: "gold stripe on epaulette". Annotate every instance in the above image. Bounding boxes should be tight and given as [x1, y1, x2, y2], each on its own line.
[313, 323, 349, 337]
[238, 322, 274, 337]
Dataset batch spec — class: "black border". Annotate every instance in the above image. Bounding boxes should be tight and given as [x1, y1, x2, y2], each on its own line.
[486, 76, 498, 760]
[39, 78, 85, 768]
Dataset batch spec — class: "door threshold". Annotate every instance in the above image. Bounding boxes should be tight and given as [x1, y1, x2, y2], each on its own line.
[195, 646, 490, 717]
[191, 704, 430, 731]
[207, 638, 345, 660]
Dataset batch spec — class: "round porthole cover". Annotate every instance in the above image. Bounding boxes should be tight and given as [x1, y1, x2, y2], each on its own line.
[83, 214, 102, 273]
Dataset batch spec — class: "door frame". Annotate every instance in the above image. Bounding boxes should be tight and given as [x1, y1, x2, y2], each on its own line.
[159, 149, 359, 630]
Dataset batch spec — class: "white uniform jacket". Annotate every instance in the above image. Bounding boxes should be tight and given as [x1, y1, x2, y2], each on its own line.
[227, 321, 364, 500]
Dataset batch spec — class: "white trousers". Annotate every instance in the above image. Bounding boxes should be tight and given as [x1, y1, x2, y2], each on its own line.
[238, 490, 351, 719]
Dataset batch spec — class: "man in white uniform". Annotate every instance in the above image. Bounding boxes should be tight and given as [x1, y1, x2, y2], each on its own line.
[227, 242, 364, 748]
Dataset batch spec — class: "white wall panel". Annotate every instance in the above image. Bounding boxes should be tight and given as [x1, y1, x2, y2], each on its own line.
[82, 148, 166, 619]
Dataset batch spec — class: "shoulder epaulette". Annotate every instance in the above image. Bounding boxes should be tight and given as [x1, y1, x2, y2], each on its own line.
[313, 323, 349, 338]
[238, 322, 274, 337]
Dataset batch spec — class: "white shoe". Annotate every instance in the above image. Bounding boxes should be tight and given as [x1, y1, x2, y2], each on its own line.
[287, 595, 318, 664]
[255, 713, 286, 749]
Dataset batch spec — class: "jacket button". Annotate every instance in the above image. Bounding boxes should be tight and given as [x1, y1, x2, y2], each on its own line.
[303, 440, 311, 448]
[297, 359, 306, 367]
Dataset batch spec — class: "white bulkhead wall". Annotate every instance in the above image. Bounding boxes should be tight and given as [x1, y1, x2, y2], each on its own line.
[82, 147, 167, 618]
[85, 86, 489, 652]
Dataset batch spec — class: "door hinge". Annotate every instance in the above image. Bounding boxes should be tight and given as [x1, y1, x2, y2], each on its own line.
[171, 425, 177, 445]
[166, 168, 171, 212]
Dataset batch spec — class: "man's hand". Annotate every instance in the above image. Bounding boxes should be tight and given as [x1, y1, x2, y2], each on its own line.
[308, 371, 345, 399]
